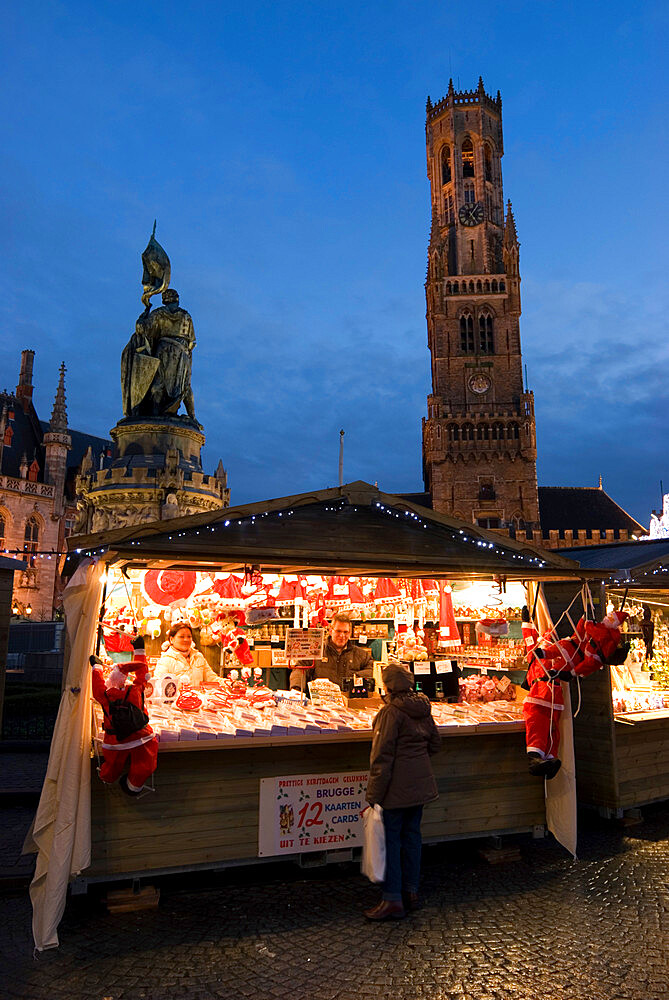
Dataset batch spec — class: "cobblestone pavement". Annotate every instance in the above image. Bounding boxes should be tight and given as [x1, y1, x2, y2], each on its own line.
[0, 797, 667, 1000]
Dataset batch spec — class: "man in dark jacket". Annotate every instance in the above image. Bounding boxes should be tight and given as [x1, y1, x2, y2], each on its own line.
[364, 661, 441, 920]
[289, 613, 373, 691]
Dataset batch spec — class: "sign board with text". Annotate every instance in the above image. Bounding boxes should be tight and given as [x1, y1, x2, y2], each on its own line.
[258, 770, 370, 856]
[285, 628, 325, 661]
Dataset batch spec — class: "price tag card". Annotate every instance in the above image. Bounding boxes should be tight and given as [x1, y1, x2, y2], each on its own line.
[413, 663, 431, 675]
[435, 660, 453, 674]
[481, 667, 488, 675]
[271, 634, 280, 644]
[357, 635, 368, 644]
[285, 628, 325, 660]
[497, 675, 512, 692]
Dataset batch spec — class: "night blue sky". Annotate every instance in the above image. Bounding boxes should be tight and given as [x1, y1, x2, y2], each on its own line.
[2, 1, 666, 524]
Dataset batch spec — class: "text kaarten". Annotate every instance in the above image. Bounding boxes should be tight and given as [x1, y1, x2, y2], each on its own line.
[258, 770, 370, 856]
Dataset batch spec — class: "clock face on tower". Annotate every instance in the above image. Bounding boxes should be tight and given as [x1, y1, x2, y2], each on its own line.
[468, 372, 491, 395]
[459, 201, 484, 226]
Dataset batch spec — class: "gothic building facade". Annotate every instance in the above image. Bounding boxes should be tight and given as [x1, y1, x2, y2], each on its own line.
[0, 350, 111, 618]
[421, 78, 540, 534]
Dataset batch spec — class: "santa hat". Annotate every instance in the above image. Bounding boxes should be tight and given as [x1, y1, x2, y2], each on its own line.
[603, 610, 628, 630]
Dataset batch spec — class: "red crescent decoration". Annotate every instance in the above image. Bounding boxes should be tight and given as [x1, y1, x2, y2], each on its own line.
[142, 570, 197, 606]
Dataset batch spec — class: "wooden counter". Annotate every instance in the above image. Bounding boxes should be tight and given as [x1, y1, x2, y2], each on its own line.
[85, 725, 544, 884]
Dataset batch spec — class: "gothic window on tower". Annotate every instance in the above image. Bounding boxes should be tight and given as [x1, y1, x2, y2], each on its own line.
[462, 423, 475, 441]
[477, 423, 490, 441]
[459, 314, 475, 353]
[479, 482, 496, 501]
[447, 423, 459, 442]
[444, 192, 454, 224]
[0, 513, 5, 551]
[464, 183, 475, 204]
[441, 145, 452, 185]
[509, 422, 520, 439]
[479, 314, 494, 354]
[477, 517, 500, 529]
[462, 137, 475, 178]
[484, 144, 493, 183]
[24, 516, 39, 567]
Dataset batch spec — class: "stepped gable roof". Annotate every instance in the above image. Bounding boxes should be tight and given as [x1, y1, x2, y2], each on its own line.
[538, 486, 645, 535]
[69, 480, 588, 581]
[0, 391, 44, 480]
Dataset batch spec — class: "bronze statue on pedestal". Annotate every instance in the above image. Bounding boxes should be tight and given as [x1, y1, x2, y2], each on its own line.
[121, 225, 197, 422]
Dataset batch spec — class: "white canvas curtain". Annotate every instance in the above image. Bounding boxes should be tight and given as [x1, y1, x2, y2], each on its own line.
[26, 558, 105, 951]
[526, 581, 578, 859]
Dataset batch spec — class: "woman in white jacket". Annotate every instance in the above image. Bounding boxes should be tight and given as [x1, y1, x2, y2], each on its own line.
[155, 623, 220, 688]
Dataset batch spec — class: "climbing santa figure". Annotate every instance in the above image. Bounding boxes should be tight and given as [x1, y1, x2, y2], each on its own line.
[91, 635, 158, 796]
[521, 605, 629, 780]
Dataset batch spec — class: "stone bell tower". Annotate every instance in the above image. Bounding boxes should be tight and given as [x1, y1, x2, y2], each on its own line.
[421, 78, 539, 534]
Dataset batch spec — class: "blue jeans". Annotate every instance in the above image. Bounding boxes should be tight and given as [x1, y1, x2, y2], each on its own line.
[382, 805, 424, 902]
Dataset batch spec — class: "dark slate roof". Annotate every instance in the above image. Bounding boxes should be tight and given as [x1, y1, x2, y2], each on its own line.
[538, 486, 646, 535]
[559, 539, 669, 572]
[0, 393, 45, 480]
[69, 480, 586, 580]
[38, 421, 113, 501]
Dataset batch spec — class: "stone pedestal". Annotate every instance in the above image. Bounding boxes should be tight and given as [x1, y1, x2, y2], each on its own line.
[75, 416, 229, 533]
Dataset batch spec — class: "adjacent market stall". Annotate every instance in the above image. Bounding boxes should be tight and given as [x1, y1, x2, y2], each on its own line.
[30, 482, 589, 949]
[545, 539, 669, 816]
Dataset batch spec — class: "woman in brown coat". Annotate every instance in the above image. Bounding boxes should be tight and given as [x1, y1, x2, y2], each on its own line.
[365, 661, 441, 920]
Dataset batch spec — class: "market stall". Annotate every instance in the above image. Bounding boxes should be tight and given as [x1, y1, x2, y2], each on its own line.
[31, 482, 588, 948]
[545, 539, 669, 816]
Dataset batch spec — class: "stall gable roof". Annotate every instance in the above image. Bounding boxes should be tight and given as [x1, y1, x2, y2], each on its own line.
[560, 539, 669, 582]
[70, 481, 583, 578]
[0, 555, 27, 572]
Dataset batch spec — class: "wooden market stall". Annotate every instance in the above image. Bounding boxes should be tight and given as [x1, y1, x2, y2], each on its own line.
[545, 539, 669, 817]
[66, 481, 588, 888]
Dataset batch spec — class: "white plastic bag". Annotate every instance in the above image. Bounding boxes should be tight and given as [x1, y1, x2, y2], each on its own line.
[361, 804, 386, 883]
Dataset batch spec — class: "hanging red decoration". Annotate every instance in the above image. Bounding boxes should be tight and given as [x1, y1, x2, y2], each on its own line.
[212, 574, 247, 608]
[372, 578, 402, 604]
[439, 581, 461, 647]
[142, 570, 197, 607]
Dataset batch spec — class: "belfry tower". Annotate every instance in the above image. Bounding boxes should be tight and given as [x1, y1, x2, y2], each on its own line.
[422, 78, 539, 534]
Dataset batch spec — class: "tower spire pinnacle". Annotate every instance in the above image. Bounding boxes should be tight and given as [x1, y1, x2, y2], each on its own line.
[49, 363, 68, 434]
[504, 200, 518, 247]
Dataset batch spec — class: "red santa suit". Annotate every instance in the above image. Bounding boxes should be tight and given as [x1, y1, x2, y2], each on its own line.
[521, 612, 574, 779]
[91, 640, 158, 795]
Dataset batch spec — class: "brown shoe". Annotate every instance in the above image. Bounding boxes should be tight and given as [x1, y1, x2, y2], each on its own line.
[364, 899, 406, 921]
[403, 892, 420, 912]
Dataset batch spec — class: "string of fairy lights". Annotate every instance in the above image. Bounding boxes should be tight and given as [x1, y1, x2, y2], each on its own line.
[64, 498, 554, 570]
[1, 548, 63, 560]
